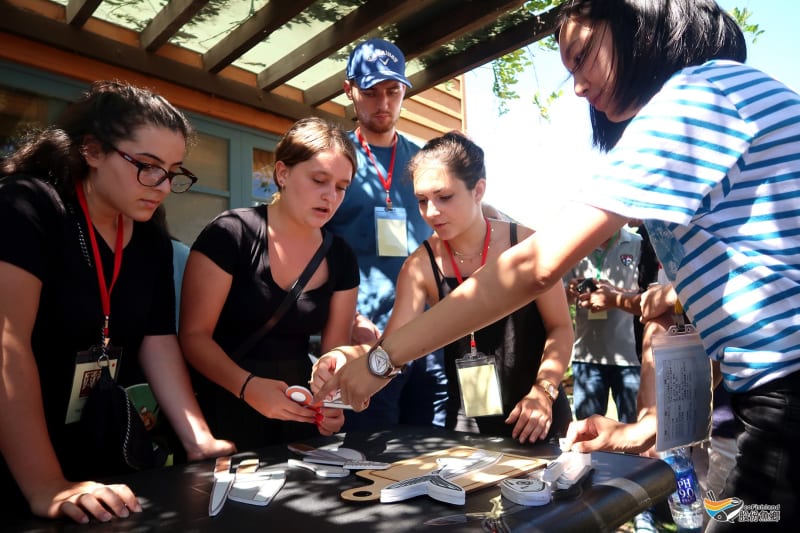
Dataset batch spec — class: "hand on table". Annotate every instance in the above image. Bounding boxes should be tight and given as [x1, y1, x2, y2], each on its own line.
[33, 480, 142, 524]
[563, 415, 656, 455]
[505, 388, 553, 443]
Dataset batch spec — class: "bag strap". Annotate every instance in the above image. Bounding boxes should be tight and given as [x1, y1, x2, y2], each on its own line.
[230, 230, 334, 361]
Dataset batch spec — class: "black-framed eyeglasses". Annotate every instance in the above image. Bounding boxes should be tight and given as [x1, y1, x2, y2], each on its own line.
[113, 147, 198, 193]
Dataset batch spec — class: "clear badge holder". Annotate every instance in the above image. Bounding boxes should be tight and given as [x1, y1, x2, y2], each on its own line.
[455, 333, 503, 417]
[653, 301, 712, 452]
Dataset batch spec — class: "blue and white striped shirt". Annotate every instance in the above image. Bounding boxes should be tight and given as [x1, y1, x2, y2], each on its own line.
[582, 60, 800, 392]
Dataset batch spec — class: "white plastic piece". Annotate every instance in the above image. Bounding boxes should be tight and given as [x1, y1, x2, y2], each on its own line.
[381, 474, 434, 503]
[541, 451, 590, 482]
[500, 478, 552, 506]
[303, 457, 391, 470]
[427, 475, 466, 505]
[554, 464, 593, 490]
[555, 453, 592, 486]
[287, 458, 349, 478]
[228, 471, 286, 506]
[541, 456, 567, 482]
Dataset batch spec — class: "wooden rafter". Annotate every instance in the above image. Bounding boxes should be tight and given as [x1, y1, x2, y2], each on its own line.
[65, 0, 102, 27]
[257, 0, 431, 91]
[302, 0, 527, 107]
[202, 1, 316, 74]
[140, 0, 211, 53]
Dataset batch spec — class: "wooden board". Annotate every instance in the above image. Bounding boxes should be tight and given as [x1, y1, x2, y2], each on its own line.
[340, 446, 546, 502]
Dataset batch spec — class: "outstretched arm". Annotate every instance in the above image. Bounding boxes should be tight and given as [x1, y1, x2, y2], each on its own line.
[316, 203, 628, 410]
[311, 248, 431, 402]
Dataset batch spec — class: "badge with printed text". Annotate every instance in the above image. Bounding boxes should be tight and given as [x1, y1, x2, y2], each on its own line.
[65, 345, 122, 424]
[653, 325, 712, 451]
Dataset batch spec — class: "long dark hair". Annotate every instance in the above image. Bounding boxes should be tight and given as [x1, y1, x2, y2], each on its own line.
[558, 0, 746, 151]
[1, 80, 193, 196]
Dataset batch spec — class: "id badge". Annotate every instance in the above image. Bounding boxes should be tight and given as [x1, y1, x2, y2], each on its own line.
[65, 345, 122, 424]
[653, 325, 712, 451]
[455, 353, 503, 417]
[374, 206, 408, 257]
[588, 310, 607, 320]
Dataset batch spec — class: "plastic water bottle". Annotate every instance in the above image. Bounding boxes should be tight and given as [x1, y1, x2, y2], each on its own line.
[659, 447, 704, 532]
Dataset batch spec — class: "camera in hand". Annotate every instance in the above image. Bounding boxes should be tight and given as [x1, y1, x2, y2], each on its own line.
[576, 278, 597, 293]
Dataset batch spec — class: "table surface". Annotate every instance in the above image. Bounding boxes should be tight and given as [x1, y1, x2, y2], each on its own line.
[8, 425, 675, 533]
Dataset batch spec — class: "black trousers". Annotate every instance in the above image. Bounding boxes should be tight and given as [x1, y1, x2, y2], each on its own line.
[707, 372, 800, 531]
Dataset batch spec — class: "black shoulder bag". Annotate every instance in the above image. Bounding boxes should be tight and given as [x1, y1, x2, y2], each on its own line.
[230, 229, 333, 361]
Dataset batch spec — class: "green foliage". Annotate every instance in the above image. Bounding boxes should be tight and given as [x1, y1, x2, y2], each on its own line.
[491, 49, 532, 115]
[489, 1, 561, 116]
[730, 7, 765, 43]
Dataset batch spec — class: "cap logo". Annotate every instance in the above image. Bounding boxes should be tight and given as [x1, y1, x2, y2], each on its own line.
[347, 39, 411, 89]
[368, 49, 398, 66]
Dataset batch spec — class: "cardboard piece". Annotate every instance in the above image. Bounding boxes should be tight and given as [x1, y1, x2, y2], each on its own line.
[340, 446, 546, 502]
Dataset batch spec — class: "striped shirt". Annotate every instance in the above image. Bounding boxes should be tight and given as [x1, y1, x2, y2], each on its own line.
[582, 60, 800, 392]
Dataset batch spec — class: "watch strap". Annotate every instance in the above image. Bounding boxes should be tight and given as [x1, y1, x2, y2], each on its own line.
[537, 379, 558, 402]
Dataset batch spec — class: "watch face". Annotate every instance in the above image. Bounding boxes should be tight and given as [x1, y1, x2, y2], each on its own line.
[368, 348, 390, 376]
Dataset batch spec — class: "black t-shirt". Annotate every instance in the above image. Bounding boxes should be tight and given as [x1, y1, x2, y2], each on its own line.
[190, 204, 359, 449]
[0, 175, 175, 488]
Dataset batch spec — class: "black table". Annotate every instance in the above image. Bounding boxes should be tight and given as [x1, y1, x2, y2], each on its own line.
[8, 426, 675, 532]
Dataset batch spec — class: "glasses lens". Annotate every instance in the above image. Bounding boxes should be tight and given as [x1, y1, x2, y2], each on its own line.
[137, 165, 168, 187]
[170, 174, 194, 193]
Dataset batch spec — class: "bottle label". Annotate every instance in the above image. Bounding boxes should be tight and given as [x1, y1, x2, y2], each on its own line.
[675, 471, 697, 505]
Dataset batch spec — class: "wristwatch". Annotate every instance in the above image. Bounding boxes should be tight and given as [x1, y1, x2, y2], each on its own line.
[537, 379, 559, 402]
[367, 343, 405, 378]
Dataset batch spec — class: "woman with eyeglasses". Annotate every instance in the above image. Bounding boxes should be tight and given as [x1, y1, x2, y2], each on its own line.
[0, 80, 235, 524]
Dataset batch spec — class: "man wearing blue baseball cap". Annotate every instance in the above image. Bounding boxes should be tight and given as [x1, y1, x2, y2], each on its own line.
[345, 38, 412, 90]
[325, 38, 447, 431]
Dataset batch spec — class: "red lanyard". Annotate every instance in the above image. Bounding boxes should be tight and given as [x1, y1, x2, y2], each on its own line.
[356, 127, 397, 209]
[75, 183, 124, 346]
[443, 217, 491, 352]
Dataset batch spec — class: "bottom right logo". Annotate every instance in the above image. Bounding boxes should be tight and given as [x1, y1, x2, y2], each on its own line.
[704, 491, 781, 524]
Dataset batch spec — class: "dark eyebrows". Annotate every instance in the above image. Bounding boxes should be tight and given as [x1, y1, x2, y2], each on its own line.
[134, 150, 184, 168]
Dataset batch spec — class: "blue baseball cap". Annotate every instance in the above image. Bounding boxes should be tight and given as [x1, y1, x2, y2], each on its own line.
[346, 38, 412, 89]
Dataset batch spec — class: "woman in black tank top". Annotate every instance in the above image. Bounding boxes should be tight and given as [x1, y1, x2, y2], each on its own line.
[378, 132, 574, 443]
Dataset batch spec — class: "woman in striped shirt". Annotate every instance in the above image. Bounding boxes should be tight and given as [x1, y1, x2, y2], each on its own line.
[315, 1, 799, 526]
